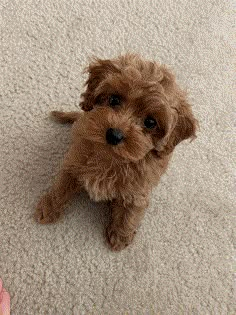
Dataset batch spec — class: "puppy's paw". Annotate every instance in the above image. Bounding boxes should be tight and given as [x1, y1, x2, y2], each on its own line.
[50, 111, 67, 123]
[34, 194, 62, 224]
[50, 111, 78, 124]
[106, 226, 136, 251]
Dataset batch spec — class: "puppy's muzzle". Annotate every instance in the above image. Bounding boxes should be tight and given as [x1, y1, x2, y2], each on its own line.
[106, 128, 124, 145]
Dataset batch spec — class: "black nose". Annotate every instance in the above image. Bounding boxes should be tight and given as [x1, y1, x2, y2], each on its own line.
[106, 128, 124, 145]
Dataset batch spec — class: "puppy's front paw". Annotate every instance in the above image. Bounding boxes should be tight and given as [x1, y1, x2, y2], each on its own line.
[106, 226, 136, 251]
[50, 111, 78, 124]
[34, 194, 62, 224]
[50, 111, 66, 122]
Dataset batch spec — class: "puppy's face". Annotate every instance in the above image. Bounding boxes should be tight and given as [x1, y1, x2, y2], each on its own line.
[79, 54, 197, 162]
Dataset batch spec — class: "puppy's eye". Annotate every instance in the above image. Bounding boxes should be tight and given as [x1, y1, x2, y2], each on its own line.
[144, 116, 157, 129]
[109, 94, 122, 107]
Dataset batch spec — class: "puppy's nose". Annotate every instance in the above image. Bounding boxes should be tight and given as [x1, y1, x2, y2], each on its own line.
[106, 128, 124, 145]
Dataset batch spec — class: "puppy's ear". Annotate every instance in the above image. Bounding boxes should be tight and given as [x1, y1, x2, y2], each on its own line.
[79, 58, 118, 111]
[157, 98, 198, 156]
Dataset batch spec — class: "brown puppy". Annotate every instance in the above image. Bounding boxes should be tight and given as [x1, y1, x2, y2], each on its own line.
[35, 54, 198, 251]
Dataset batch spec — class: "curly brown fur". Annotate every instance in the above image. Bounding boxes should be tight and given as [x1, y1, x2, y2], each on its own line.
[35, 53, 198, 251]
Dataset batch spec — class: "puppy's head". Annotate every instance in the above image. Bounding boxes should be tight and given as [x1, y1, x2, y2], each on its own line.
[78, 54, 198, 162]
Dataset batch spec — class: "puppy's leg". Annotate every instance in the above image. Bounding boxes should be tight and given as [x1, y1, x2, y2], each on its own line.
[35, 170, 80, 224]
[106, 199, 147, 251]
[51, 111, 81, 124]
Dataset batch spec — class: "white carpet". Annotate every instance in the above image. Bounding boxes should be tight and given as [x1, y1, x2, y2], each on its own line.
[0, 0, 235, 314]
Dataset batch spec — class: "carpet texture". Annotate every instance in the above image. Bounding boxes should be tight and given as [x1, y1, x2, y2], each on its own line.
[0, 0, 235, 314]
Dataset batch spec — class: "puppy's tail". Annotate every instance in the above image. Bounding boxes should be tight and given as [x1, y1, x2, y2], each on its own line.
[50, 111, 80, 124]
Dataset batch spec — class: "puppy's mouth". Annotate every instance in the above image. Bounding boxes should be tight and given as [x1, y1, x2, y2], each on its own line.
[74, 108, 154, 162]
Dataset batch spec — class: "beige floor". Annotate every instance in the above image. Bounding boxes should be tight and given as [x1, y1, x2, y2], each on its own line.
[0, 0, 235, 314]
